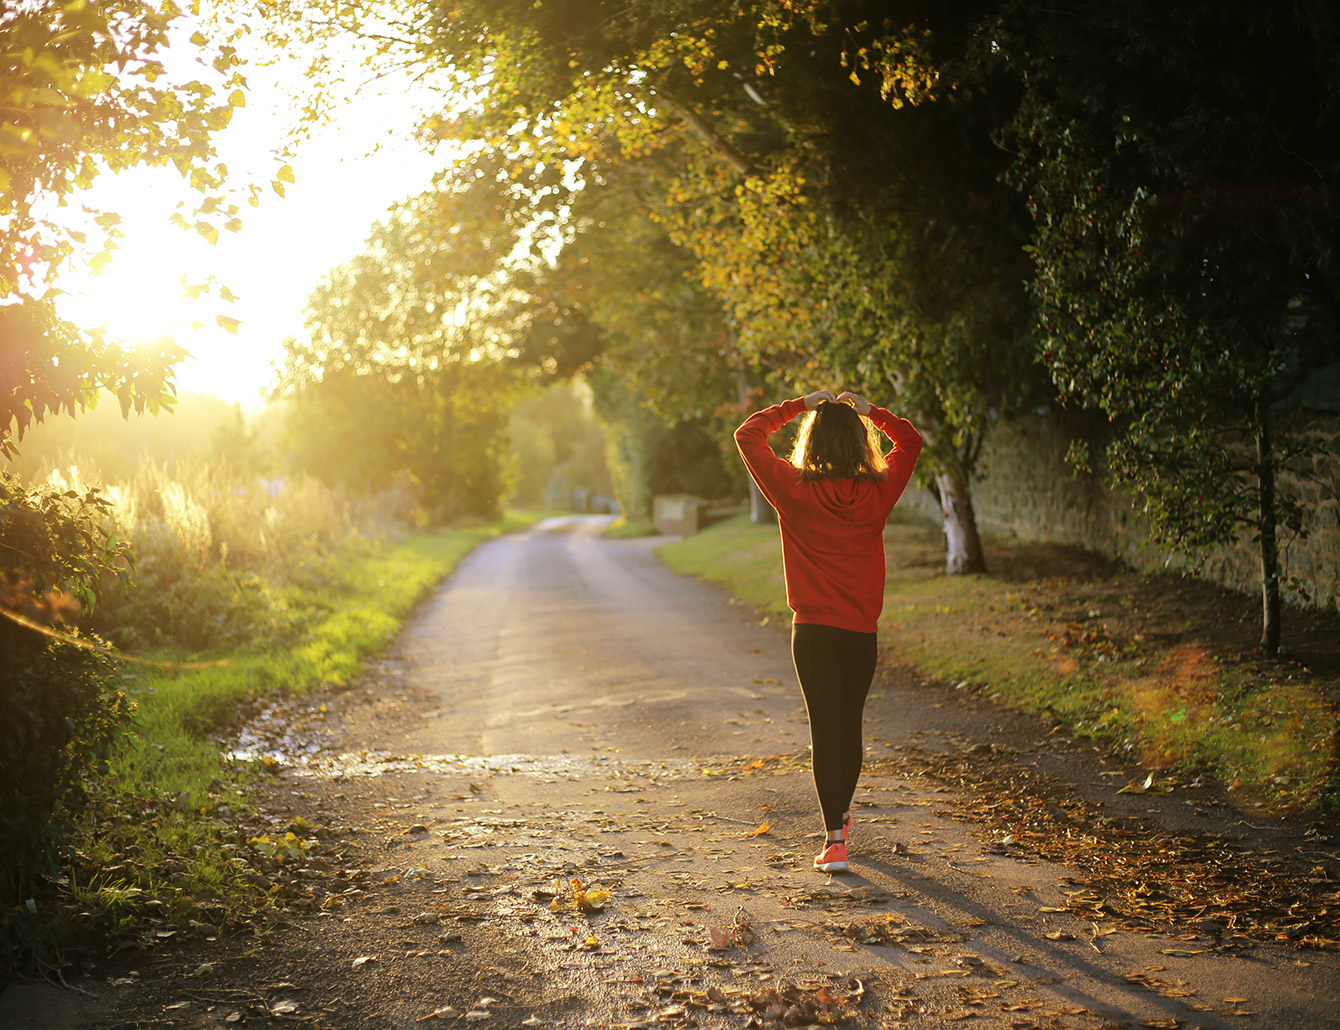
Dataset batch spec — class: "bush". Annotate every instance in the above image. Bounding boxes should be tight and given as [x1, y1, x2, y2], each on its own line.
[0, 474, 135, 962]
[36, 459, 384, 655]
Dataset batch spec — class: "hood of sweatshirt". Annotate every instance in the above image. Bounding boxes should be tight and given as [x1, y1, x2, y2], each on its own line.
[809, 475, 887, 525]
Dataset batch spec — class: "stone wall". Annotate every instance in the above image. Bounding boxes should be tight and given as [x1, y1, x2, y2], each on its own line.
[653, 494, 750, 536]
[900, 408, 1340, 612]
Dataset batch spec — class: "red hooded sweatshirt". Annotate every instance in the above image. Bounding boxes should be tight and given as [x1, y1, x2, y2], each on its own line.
[734, 398, 923, 634]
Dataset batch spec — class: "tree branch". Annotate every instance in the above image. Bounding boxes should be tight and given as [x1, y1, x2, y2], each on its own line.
[654, 92, 760, 178]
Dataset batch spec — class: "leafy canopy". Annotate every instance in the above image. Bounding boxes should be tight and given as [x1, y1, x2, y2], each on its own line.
[1002, 0, 1340, 554]
[1, 0, 252, 455]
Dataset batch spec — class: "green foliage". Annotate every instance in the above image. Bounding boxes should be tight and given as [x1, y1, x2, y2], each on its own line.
[4, 390, 260, 484]
[507, 381, 612, 510]
[275, 196, 526, 523]
[0, 474, 135, 959]
[1000, 0, 1340, 649]
[0, 1, 257, 948]
[1, 0, 251, 456]
[634, 4, 1040, 475]
[265, 0, 1340, 610]
[271, 0, 1042, 568]
[91, 458, 382, 653]
[589, 366, 739, 521]
[0, 306, 186, 460]
[535, 177, 744, 516]
[557, 179, 741, 423]
[124, 525, 515, 749]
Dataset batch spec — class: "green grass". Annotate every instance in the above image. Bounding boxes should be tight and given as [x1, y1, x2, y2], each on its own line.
[64, 513, 540, 942]
[601, 516, 661, 539]
[657, 514, 787, 615]
[661, 514, 1340, 812]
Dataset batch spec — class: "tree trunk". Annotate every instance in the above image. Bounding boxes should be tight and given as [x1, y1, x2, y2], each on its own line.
[735, 367, 776, 525]
[747, 477, 776, 525]
[1255, 399, 1281, 656]
[936, 469, 986, 574]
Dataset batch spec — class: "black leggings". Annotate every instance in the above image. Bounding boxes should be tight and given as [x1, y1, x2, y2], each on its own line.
[790, 623, 878, 832]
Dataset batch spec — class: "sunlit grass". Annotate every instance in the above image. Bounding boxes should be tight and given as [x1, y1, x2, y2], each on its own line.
[661, 514, 1339, 812]
[657, 514, 787, 616]
[601, 516, 660, 539]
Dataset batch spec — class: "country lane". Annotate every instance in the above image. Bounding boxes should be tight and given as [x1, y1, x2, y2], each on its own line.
[10, 515, 1335, 1030]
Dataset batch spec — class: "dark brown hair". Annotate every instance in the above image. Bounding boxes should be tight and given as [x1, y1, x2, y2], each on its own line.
[789, 401, 887, 482]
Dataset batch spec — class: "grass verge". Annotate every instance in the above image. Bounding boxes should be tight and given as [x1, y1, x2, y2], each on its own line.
[660, 514, 1340, 813]
[50, 513, 539, 964]
[601, 517, 660, 539]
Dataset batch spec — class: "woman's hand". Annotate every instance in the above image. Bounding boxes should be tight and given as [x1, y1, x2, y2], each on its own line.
[837, 391, 872, 415]
[803, 389, 837, 410]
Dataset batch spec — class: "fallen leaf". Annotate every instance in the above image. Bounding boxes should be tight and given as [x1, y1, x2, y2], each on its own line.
[1118, 774, 1153, 795]
[577, 886, 610, 913]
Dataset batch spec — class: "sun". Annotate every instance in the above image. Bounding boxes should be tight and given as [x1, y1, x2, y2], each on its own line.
[61, 211, 208, 347]
[55, 180, 269, 406]
[50, 39, 450, 412]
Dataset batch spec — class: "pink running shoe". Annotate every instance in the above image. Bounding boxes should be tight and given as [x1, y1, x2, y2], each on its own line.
[814, 841, 848, 873]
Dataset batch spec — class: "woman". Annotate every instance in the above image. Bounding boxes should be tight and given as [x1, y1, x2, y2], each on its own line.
[735, 388, 923, 872]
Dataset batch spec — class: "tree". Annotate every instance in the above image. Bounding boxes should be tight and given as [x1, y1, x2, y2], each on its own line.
[506, 380, 612, 511]
[299, 0, 1045, 571]
[541, 177, 753, 520]
[420, 153, 754, 521]
[1, 0, 250, 454]
[638, 9, 1041, 569]
[274, 188, 526, 521]
[1000, 0, 1340, 654]
[0, 474, 134, 961]
[0, 2, 253, 958]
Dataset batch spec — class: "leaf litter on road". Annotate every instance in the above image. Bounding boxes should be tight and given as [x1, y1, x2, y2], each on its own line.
[631, 974, 867, 1026]
[861, 745, 1340, 948]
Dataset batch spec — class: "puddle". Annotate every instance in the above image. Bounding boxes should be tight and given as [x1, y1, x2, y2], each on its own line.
[225, 697, 329, 764]
[224, 696, 698, 780]
[227, 743, 697, 781]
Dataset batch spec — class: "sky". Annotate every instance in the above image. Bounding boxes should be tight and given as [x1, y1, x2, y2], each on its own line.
[54, 21, 445, 414]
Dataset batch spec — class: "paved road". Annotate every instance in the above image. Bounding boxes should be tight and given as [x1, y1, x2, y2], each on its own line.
[387, 513, 811, 761]
[7, 515, 1337, 1029]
